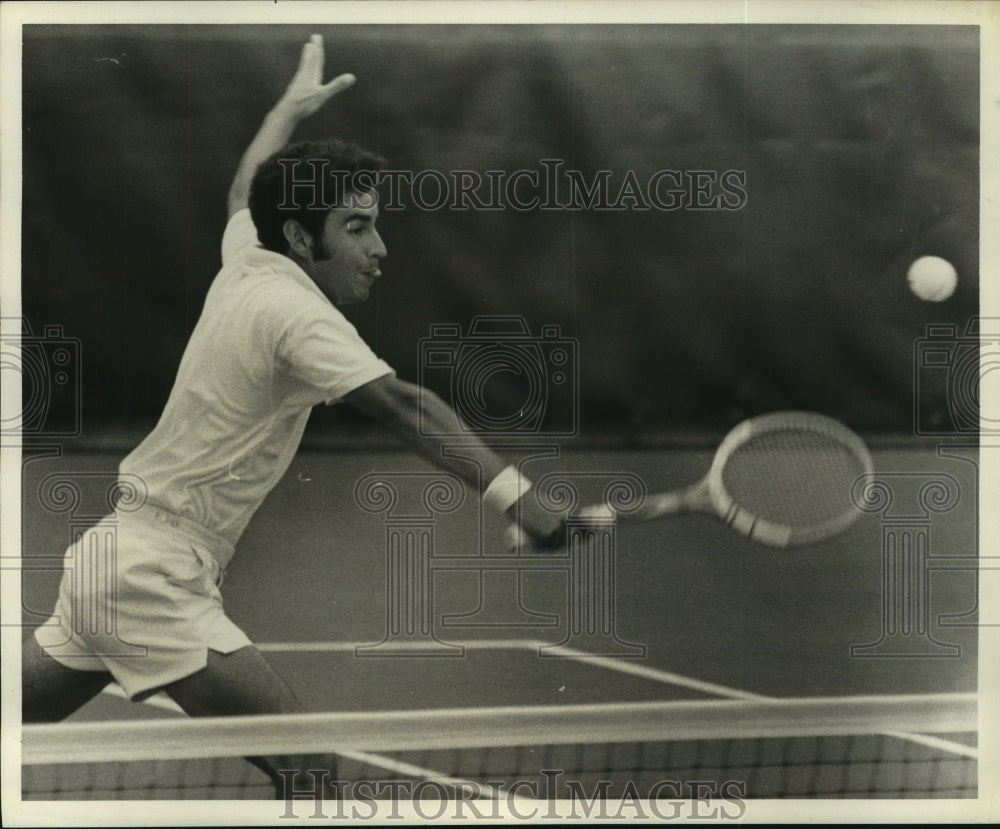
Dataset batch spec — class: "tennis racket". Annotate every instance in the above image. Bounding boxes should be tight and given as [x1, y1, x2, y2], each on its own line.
[507, 410, 874, 550]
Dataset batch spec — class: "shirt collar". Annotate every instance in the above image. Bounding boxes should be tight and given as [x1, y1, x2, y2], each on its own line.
[244, 246, 332, 306]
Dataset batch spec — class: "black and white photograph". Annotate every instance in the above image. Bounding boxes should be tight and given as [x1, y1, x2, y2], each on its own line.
[2, 1, 997, 824]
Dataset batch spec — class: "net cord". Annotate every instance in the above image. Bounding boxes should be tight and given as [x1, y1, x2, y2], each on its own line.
[21, 692, 975, 766]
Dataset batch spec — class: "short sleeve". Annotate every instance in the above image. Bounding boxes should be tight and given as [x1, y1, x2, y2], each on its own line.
[278, 305, 395, 404]
[221, 209, 260, 264]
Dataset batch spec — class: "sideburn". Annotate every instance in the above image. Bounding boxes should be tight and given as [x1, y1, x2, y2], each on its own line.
[311, 236, 331, 262]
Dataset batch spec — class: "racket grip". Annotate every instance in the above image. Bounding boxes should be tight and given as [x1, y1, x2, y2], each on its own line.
[504, 524, 528, 553]
[623, 480, 709, 523]
[506, 504, 616, 552]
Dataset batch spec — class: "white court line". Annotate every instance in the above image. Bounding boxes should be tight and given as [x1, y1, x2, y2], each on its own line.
[529, 642, 769, 701]
[884, 731, 979, 759]
[256, 638, 535, 654]
[99, 638, 978, 762]
[527, 642, 978, 760]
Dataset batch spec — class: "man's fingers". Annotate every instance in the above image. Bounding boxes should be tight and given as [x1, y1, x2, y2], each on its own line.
[504, 524, 528, 553]
[293, 36, 355, 101]
[504, 522, 566, 554]
[295, 34, 324, 81]
[322, 73, 357, 96]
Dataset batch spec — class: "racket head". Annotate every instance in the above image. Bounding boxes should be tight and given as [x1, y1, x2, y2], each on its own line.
[706, 411, 874, 548]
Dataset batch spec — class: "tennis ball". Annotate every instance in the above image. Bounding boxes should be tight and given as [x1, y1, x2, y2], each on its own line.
[907, 256, 957, 302]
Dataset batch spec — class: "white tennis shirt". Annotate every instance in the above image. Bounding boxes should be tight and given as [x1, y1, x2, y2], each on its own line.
[119, 209, 394, 547]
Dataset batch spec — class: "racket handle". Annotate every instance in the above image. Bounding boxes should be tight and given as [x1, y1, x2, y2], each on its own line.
[620, 480, 710, 525]
[505, 504, 616, 552]
[504, 524, 528, 553]
[505, 524, 564, 553]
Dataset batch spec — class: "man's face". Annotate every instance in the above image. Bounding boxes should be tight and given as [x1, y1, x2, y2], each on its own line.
[301, 191, 386, 306]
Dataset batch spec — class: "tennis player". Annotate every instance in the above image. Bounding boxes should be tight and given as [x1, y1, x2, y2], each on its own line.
[23, 35, 563, 788]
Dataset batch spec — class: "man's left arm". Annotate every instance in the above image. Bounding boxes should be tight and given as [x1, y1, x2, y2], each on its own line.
[227, 34, 356, 218]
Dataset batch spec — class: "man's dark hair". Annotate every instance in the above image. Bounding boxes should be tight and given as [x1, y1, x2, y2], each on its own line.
[248, 139, 387, 254]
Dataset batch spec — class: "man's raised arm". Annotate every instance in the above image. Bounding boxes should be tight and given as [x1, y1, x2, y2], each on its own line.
[227, 34, 356, 218]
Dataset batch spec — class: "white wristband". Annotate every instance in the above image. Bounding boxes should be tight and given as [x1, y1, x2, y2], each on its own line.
[483, 466, 532, 514]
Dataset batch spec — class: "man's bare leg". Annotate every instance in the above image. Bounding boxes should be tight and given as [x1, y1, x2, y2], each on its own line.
[161, 646, 340, 800]
[22, 633, 113, 723]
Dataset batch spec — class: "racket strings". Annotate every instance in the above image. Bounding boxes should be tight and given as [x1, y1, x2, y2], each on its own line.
[720, 428, 867, 529]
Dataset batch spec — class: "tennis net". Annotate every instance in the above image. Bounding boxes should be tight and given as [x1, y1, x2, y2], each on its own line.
[20, 693, 976, 802]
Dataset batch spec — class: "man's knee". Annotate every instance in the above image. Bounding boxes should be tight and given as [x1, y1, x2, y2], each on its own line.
[162, 646, 302, 716]
[22, 633, 112, 723]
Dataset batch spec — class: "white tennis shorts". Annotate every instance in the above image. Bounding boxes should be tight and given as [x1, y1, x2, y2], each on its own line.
[34, 505, 252, 700]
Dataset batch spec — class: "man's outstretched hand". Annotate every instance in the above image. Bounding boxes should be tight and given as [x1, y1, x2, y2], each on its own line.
[276, 34, 356, 121]
[505, 494, 568, 554]
[504, 502, 619, 554]
[227, 34, 356, 217]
